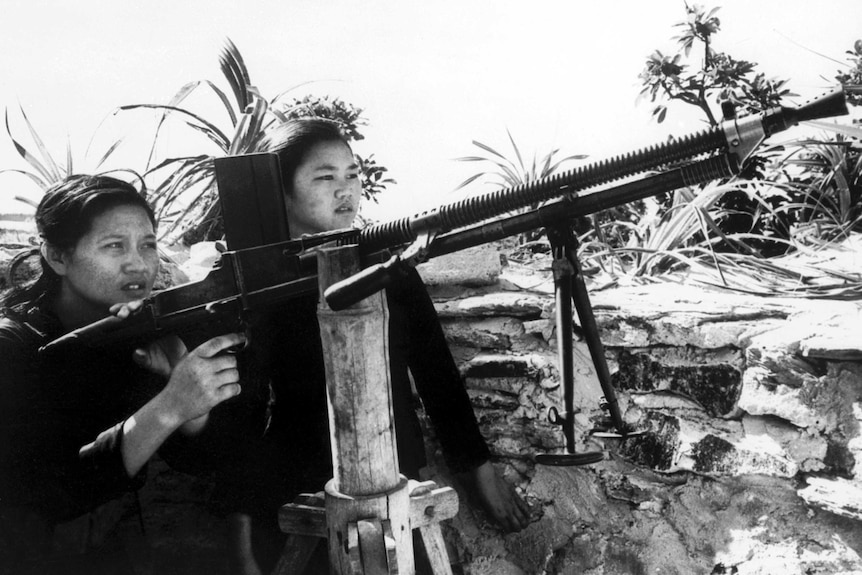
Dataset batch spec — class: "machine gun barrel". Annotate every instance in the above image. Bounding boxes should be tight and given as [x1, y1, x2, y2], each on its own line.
[358, 88, 847, 254]
[323, 88, 847, 310]
[42, 88, 848, 349]
[325, 154, 737, 310]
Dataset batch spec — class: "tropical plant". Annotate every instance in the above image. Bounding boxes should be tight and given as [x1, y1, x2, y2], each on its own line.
[579, 176, 862, 299]
[636, 4, 862, 259]
[568, 6, 862, 296]
[637, 3, 795, 127]
[765, 135, 862, 240]
[454, 129, 587, 242]
[1, 106, 124, 208]
[836, 39, 862, 106]
[110, 39, 281, 244]
[454, 129, 586, 191]
[117, 39, 394, 245]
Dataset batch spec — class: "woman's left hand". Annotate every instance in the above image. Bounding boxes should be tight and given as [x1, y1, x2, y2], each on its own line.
[109, 299, 145, 320]
[109, 300, 188, 379]
[132, 335, 188, 379]
[464, 461, 530, 532]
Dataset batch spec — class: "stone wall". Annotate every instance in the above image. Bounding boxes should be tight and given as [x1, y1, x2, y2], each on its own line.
[418, 245, 862, 575]
[3, 235, 861, 574]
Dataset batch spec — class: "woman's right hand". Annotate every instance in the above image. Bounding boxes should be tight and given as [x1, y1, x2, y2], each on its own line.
[154, 332, 246, 426]
[118, 332, 246, 477]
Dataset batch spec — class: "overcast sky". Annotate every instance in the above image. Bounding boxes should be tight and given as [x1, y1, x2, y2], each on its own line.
[1, 0, 860, 220]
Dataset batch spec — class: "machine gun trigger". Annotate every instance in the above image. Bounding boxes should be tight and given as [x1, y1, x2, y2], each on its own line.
[200, 298, 251, 354]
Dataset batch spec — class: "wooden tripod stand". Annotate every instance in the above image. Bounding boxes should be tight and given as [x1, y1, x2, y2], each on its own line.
[274, 246, 458, 575]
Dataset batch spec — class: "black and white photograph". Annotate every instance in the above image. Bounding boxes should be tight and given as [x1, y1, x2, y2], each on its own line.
[1, 1, 861, 573]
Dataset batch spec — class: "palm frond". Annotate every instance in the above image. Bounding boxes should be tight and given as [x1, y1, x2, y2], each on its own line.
[202, 79, 239, 127]
[505, 128, 526, 174]
[5, 109, 56, 184]
[17, 105, 63, 181]
[219, 38, 251, 111]
[117, 104, 231, 151]
[454, 156, 493, 163]
[229, 97, 269, 154]
[14, 195, 39, 209]
[0, 168, 48, 191]
[65, 136, 73, 176]
[149, 156, 213, 210]
[453, 172, 487, 191]
[93, 139, 123, 171]
[157, 172, 216, 243]
[471, 140, 513, 164]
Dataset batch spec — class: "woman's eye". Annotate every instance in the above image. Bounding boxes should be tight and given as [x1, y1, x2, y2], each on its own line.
[316, 175, 334, 181]
[347, 172, 359, 180]
[142, 242, 158, 251]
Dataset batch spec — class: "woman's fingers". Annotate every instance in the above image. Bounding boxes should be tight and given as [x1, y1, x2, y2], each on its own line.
[192, 333, 247, 358]
[216, 382, 243, 401]
[109, 299, 144, 319]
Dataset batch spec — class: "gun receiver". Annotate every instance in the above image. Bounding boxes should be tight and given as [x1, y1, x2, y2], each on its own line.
[39, 230, 360, 353]
[41, 88, 848, 350]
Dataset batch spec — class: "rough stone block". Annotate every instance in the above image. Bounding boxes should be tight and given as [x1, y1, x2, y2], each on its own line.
[690, 434, 797, 476]
[434, 292, 545, 319]
[612, 348, 743, 416]
[619, 412, 681, 470]
[797, 476, 862, 520]
[417, 244, 503, 287]
[467, 388, 521, 411]
[441, 317, 524, 351]
[462, 352, 552, 379]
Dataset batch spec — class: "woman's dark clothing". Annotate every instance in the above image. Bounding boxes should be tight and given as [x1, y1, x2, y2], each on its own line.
[0, 301, 163, 571]
[212, 268, 490, 527]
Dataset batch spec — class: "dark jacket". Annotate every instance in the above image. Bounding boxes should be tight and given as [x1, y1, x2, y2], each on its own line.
[210, 268, 490, 524]
[0, 301, 161, 571]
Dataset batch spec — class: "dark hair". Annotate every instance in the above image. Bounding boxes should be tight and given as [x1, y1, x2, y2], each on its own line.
[1, 174, 155, 310]
[254, 119, 352, 195]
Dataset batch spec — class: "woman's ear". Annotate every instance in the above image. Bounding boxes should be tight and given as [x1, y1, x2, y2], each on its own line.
[41, 243, 69, 277]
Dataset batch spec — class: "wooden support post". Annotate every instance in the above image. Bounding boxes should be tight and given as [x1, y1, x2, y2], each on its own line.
[317, 245, 412, 574]
[277, 245, 459, 575]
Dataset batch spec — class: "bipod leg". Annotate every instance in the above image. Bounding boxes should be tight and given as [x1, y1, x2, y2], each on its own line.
[557, 228, 643, 441]
[536, 226, 604, 466]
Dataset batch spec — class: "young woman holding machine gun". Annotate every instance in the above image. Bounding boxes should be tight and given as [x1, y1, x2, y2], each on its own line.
[217, 119, 530, 573]
[0, 175, 245, 573]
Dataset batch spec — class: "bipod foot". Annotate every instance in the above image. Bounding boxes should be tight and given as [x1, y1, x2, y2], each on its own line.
[589, 422, 647, 440]
[535, 451, 604, 466]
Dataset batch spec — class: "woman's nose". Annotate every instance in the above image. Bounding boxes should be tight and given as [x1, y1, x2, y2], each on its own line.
[124, 250, 149, 272]
[334, 178, 351, 196]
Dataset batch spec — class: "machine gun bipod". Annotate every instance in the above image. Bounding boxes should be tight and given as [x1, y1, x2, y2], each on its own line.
[534, 225, 644, 467]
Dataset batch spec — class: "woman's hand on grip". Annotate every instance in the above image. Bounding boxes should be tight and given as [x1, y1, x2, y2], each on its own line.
[157, 332, 246, 426]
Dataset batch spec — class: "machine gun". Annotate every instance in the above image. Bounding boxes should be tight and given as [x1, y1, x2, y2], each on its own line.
[42, 88, 848, 462]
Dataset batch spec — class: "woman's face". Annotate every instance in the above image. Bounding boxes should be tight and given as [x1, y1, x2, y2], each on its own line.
[48, 204, 159, 324]
[287, 140, 361, 237]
